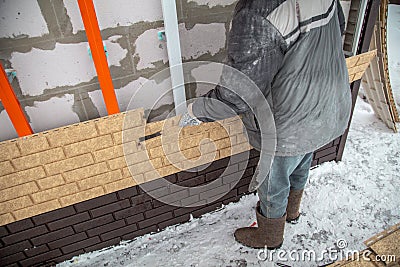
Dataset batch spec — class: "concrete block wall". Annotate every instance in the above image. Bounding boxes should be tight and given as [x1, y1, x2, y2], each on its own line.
[0, 0, 351, 142]
[0, 107, 251, 226]
[0, 0, 237, 142]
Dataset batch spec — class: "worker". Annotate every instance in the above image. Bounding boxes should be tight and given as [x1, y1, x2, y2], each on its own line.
[180, 0, 351, 249]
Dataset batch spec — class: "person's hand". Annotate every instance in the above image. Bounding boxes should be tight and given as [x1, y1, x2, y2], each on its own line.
[179, 103, 202, 127]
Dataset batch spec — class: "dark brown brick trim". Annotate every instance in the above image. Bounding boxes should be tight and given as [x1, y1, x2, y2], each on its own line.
[0, 145, 347, 267]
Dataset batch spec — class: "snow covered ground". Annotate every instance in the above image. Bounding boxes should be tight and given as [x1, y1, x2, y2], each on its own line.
[58, 6, 400, 267]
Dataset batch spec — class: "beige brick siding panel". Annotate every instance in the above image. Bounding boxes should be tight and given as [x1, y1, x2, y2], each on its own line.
[181, 147, 201, 159]
[96, 114, 124, 135]
[145, 121, 163, 135]
[181, 123, 213, 136]
[0, 142, 20, 161]
[45, 153, 94, 176]
[112, 132, 123, 145]
[12, 148, 65, 171]
[46, 122, 98, 147]
[17, 135, 50, 156]
[122, 127, 145, 143]
[142, 136, 162, 149]
[31, 183, 79, 204]
[127, 159, 161, 176]
[148, 146, 165, 159]
[236, 133, 249, 144]
[219, 147, 231, 159]
[59, 186, 104, 207]
[0, 213, 15, 226]
[183, 152, 218, 170]
[0, 166, 46, 190]
[0, 182, 39, 202]
[37, 174, 65, 190]
[179, 133, 210, 151]
[13, 199, 61, 221]
[123, 109, 145, 129]
[161, 143, 180, 155]
[209, 128, 229, 141]
[95, 109, 147, 135]
[108, 156, 128, 170]
[159, 127, 183, 144]
[123, 140, 141, 155]
[104, 178, 136, 194]
[63, 162, 108, 183]
[0, 161, 15, 176]
[232, 143, 252, 154]
[0, 196, 33, 214]
[144, 170, 162, 181]
[64, 135, 113, 158]
[199, 139, 218, 155]
[214, 138, 232, 150]
[121, 167, 131, 178]
[78, 170, 123, 190]
[124, 151, 149, 166]
[158, 165, 181, 177]
[93, 145, 124, 162]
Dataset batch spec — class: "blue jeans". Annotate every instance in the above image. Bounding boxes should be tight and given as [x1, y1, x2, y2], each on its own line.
[257, 152, 313, 218]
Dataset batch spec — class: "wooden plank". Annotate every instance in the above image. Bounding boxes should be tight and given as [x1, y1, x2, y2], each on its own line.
[368, 230, 400, 265]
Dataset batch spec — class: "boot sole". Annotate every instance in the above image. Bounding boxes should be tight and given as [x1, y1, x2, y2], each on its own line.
[286, 214, 301, 224]
[234, 234, 283, 250]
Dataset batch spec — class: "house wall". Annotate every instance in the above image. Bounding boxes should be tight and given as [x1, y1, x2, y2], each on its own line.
[0, 0, 351, 141]
[0, 0, 351, 265]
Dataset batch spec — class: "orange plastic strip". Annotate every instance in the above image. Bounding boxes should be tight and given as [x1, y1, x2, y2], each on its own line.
[77, 0, 120, 115]
[0, 66, 33, 136]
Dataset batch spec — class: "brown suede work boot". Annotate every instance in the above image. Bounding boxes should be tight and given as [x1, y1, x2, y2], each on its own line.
[234, 202, 286, 249]
[286, 189, 304, 224]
